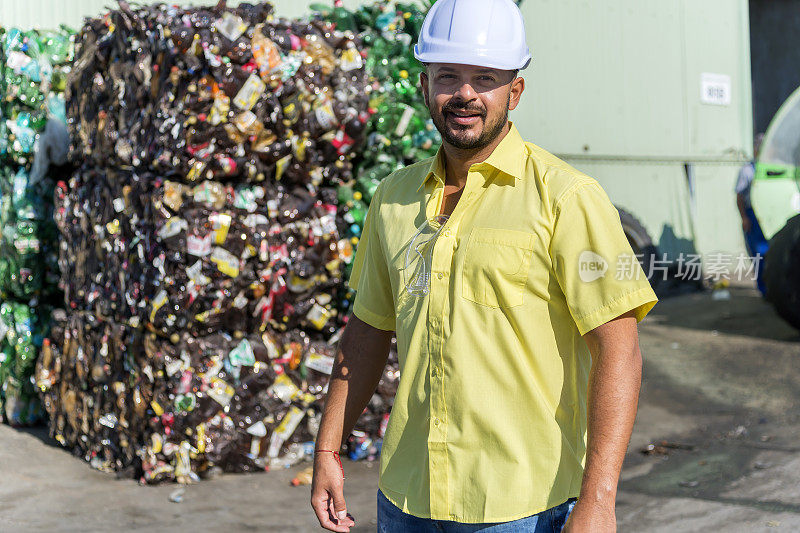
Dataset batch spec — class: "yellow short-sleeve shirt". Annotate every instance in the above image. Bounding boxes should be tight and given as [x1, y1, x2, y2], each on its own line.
[348, 123, 658, 523]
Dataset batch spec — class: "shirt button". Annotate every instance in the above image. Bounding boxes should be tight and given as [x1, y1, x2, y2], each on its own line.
[444, 230, 452, 237]
[433, 418, 440, 427]
[437, 272, 443, 280]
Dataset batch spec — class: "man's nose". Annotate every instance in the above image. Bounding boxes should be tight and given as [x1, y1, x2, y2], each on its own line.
[452, 82, 478, 101]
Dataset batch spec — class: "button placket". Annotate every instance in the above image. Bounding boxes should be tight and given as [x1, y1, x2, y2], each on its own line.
[426, 173, 488, 520]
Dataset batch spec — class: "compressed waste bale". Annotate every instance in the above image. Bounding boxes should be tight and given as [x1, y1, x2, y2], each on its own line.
[37, 309, 400, 482]
[0, 166, 61, 302]
[2, 26, 73, 167]
[0, 165, 61, 426]
[66, 1, 371, 186]
[54, 164, 353, 338]
[47, 162, 392, 480]
[53, 167, 156, 324]
[40, 1, 397, 481]
[0, 26, 73, 425]
[39, 310, 280, 479]
[0, 301, 50, 425]
[146, 177, 348, 338]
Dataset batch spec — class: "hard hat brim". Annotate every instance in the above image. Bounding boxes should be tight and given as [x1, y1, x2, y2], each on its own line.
[414, 48, 532, 72]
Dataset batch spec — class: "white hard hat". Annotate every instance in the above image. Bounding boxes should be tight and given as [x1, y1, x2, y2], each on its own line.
[414, 0, 531, 71]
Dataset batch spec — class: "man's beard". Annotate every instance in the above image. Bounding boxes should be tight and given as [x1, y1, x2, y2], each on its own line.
[430, 95, 510, 150]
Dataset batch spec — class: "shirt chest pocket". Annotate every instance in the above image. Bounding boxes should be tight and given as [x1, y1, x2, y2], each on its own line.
[460, 227, 536, 309]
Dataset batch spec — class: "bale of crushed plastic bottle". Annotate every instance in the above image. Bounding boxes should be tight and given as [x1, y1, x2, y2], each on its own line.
[38, 1, 397, 482]
[66, 1, 370, 186]
[37, 308, 399, 481]
[0, 26, 73, 426]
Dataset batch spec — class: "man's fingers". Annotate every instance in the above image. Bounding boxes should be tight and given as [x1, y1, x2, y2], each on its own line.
[311, 490, 350, 532]
[332, 489, 351, 522]
[326, 494, 355, 529]
[310, 494, 336, 530]
[331, 488, 355, 527]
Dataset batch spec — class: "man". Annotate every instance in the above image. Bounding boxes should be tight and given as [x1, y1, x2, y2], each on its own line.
[735, 133, 767, 295]
[311, 0, 658, 531]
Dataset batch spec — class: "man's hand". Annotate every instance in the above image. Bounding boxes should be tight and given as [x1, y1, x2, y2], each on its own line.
[742, 216, 752, 233]
[311, 453, 355, 532]
[562, 500, 616, 532]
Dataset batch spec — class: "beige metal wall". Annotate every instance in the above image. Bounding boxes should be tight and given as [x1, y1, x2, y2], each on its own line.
[519, 0, 752, 160]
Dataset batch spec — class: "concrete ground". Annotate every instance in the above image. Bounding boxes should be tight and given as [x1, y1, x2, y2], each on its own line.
[2, 283, 799, 532]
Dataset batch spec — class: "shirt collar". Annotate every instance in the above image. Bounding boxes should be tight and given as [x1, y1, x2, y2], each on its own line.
[416, 122, 526, 193]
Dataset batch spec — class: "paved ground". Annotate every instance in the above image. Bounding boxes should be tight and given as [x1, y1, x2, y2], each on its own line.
[616, 283, 800, 532]
[2, 283, 799, 532]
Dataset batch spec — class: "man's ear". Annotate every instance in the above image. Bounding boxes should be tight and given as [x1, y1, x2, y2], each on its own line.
[508, 76, 525, 112]
[420, 71, 430, 109]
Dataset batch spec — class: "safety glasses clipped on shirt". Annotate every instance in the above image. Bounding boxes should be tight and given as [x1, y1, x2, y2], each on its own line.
[400, 214, 450, 297]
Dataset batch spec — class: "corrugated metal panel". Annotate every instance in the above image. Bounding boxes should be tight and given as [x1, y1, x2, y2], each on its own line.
[0, 1, 359, 30]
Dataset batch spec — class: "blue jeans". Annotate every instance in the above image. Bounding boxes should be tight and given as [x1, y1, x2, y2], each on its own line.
[743, 207, 768, 296]
[377, 489, 577, 532]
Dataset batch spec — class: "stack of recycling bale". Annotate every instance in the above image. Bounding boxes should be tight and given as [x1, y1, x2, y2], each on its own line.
[314, 1, 440, 257]
[0, 26, 73, 425]
[36, 2, 397, 483]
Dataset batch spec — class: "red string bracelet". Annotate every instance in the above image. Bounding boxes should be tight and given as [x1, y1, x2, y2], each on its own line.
[315, 449, 344, 478]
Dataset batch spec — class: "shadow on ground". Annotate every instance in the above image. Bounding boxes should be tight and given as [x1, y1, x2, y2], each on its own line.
[649, 284, 800, 342]
[13, 424, 58, 447]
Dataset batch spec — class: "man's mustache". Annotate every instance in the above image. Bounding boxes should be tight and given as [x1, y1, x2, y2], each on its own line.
[442, 103, 486, 117]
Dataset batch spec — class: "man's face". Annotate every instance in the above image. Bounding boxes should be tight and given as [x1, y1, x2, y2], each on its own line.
[420, 63, 524, 150]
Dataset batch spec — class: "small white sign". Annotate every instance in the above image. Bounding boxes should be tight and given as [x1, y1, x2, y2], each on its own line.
[701, 73, 732, 106]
